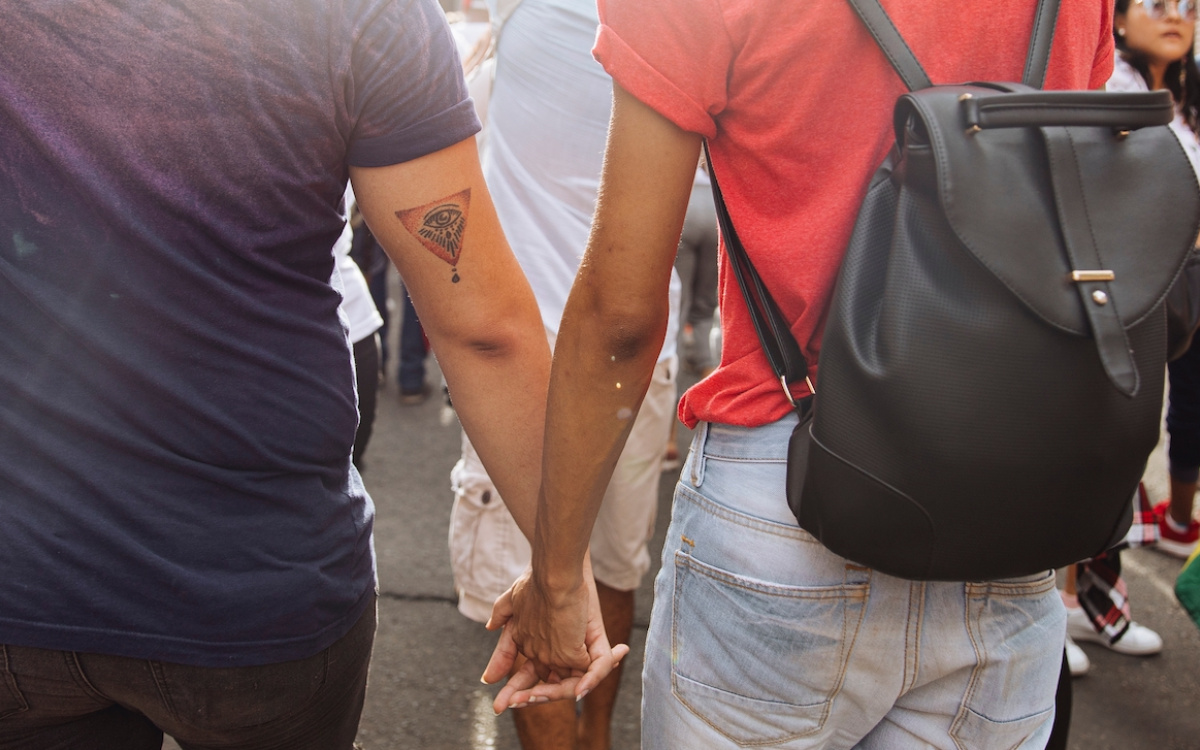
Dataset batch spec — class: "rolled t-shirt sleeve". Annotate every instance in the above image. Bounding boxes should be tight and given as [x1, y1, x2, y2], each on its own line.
[593, 0, 732, 138]
[347, 0, 481, 167]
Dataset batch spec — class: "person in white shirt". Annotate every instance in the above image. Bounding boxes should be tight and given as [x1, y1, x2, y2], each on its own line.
[447, 0, 679, 747]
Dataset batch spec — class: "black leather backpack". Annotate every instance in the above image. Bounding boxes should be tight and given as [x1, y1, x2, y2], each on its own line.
[713, 0, 1200, 580]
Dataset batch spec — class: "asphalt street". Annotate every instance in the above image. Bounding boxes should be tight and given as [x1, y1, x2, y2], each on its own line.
[159, 322, 1200, 750]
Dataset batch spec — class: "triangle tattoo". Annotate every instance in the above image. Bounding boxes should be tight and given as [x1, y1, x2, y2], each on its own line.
[395, 188, 471, 283]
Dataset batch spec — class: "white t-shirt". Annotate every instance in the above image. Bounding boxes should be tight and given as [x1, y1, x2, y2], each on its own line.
[481, 0, 680, 361]
[331, 219, 384, 345]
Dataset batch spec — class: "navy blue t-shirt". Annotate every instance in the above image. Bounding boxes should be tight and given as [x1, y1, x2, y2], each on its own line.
[0, 0, 479, 666]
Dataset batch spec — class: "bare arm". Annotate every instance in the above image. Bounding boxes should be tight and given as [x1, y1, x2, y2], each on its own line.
[355, 137, 630, 708]
[484, 84, 702, 708]
[350, 136, 549, 538]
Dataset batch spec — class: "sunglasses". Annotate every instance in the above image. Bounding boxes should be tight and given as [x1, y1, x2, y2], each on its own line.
[1133, 0, 1198, 21]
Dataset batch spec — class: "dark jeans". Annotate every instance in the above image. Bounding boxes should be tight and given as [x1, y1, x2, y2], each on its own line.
[1168, 333, 1200, 481]
[368, 263, 390, 370]
[0, 600, 376, 750]
[397, 289, 427, 392]
[1046, 651, 1072, 750]
[352, 333, 380, 469]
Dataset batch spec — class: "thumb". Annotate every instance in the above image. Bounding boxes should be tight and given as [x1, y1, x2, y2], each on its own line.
[486, 587, 514, 631]
[481, 623, 519, 685]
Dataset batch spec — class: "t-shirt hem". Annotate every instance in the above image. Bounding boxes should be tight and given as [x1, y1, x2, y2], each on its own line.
[593, 24, 717, 139]
[679, 396, 797, 431]
[348, 100, 482, 167]
[0, 584, 378, 668]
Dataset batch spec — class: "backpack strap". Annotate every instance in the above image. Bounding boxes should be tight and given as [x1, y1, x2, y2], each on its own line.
[846, 0, 1061, 91]
[704, 142, 812, 405]
[844, 0, 930, 91]
[1022, 0, 1061, 88]
[1042, 126, 1140, 396]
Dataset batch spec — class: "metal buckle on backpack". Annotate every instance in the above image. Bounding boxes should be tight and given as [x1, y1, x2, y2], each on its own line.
[780, 375, 816, 409]
[1070, 270, 1116, 282]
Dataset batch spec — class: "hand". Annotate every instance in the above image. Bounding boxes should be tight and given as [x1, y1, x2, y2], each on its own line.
[481, 561, 629, 713]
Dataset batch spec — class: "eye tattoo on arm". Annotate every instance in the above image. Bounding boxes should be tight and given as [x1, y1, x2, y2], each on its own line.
[395, 189, 471, 283]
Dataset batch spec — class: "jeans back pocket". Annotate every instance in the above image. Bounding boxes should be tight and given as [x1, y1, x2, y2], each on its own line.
[0, 647, 30, 720]
[951, 574, 1062, 750]
[670, 552, 868, 746]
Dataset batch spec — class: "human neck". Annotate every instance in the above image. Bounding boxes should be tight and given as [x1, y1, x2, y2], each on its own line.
[1149, 61, 1169, 90]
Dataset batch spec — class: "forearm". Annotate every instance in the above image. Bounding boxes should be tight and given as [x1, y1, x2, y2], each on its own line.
[530, 84, 702, 593]
[531, 284, 668, 589]
[482, 85, 701, 701]
[435, 310, 550, 536]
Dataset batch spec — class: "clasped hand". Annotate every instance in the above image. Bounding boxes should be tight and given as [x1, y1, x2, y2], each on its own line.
[481, 559, 629, 714]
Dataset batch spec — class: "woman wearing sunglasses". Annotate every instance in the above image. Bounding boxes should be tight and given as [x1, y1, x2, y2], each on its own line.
[1061, 0, 1200, 681]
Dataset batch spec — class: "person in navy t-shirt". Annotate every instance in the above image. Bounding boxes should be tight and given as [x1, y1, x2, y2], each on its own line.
[0, 1, 625, 747]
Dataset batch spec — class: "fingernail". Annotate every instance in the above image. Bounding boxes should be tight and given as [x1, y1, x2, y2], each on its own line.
[510, 702, 528, 710]
[576, 689, 590, 702]
[480, 675, 489, 684]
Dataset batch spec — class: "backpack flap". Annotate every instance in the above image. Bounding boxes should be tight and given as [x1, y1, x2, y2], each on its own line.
[895, 85, 1200, 394]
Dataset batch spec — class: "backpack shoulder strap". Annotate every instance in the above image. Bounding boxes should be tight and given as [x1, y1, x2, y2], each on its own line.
[845, 0, 930, 91]
[1022, 0, 1061, 88]
[846, 0, 1061, 91]
[704, 142, 811, 403]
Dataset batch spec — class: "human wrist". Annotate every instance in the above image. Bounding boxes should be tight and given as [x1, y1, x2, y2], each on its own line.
[530, 555, 586, 603]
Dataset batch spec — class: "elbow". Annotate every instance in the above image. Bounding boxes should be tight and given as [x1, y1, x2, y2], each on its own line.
[570, 293, 668, 365]
[463, 322, 542, 360]
[596, 316, 665, 364]
[430, 294, 548, 364]
[458, 310, 547, 361]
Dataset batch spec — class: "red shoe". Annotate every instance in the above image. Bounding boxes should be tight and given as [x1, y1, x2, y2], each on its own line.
[1154, 500, 1200, 559]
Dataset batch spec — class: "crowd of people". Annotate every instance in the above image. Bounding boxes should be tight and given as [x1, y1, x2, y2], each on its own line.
[1, 0, 1198, 749]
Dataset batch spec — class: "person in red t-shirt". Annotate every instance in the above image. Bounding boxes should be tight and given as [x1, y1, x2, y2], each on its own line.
[483, 1, 1114, 747]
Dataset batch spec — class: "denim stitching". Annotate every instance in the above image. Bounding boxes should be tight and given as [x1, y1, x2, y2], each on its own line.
[963, 572, 1056, 598]
[913, 584, 926, 695]
[678, 552, 869, 599]
[668, 551, 870, 746]
[689, 422, 708, 488]
[147, 661, 180, 723]
[951, 586, 985, 749]
[829, 564, 872, 717]
[0, 646, 30, 718]
[701, 452, 789, 464]
[670, 676, 819, 747]
[63, 652, 109, 702]
[669, 675, 825, 747]
[675, 482, 819, 544]
[901, 582, 925, 696]
[950, 573, 1059, 748]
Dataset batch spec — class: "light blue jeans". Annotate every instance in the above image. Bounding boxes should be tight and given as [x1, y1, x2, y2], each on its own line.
[642, 415, 1066, 749]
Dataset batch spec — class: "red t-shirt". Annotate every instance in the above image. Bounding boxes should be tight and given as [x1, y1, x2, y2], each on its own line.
[594, 0, 1114, 428]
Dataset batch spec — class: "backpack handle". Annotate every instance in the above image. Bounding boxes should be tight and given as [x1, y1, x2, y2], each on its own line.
[957, 89, 1174, 132]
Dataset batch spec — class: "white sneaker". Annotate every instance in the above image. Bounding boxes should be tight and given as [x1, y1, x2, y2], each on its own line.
[1065, 635, 1090, 676]
[1066, 606, 1163, 656]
